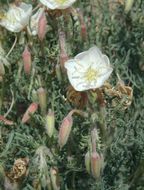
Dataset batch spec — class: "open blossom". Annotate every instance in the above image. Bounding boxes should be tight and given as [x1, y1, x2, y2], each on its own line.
[0, 3, 32, 32]
[27, 8, 44, 36]
[39, 0, 76, 10]
[64, 46, 113, 91]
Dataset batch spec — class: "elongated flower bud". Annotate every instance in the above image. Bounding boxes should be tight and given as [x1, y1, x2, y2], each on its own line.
[22, 46, 32, 75]
[38, 12, 47, 41]
[91, 152, 104, 179]
[37, 87, 47, 116]
[45, 109, 55, 138]
[85, 151, 91, 174]
[55, 64, 62, 82]
[58, 113, 73, 148]
[22, 103, 38, 123]
[50, 167, 60, 190]
[77, 9, 87, 40]
[58, 30, 68, 72]
[125, 0, 134, 13]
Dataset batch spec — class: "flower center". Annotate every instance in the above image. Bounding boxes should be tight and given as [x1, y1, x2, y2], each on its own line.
[84, 67, 98, 82]
[55, 0, 67, 4]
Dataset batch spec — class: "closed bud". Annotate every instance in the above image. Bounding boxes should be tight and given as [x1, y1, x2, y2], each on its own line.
[58, 113, 73, 148]
[77, 8, 87, 40]
[37, 87, 47, 115]
[91, 152, 104, 179]
[50, 167, 60, 190]
[45, 109, 55, 138]
[55, 64, 62, 82]
[0, 63, 5, 76]
[125, 0, 134, 13]
[85, 151, 91, 174]
[58, 30, 68, 72]
[38, 12, 47, 41]
[22, 46, 32, 75]
[22, 103, 38, 123]
[60, 51, 68, 72]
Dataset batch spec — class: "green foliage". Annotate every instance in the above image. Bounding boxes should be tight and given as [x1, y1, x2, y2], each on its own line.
[0, 0, 144, 190]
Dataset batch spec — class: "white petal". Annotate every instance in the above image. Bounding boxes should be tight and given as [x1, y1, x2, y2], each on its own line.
[0, 3, 32, 32]
[40, 0, 76, 9]
[95, 68, 113, 88]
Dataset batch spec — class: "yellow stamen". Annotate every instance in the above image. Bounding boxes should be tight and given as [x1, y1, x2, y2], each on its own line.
[84, 67, 97, 82]
[55, 0, 67, 4]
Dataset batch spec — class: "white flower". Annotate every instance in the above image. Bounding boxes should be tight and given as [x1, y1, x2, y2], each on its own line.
[0, 3, 32, 33]
[64, 46, 113, 91]
[27, 8, 44, 36]
[39, 0, 76, 10]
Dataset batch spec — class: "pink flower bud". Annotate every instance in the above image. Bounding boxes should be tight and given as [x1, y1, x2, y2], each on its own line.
[0, 115, 14, 125]
[58, 113, 73, 148]
[38, 12, 47, 41]
[37, 87, 47, 115]
[77, 8, 87, 40]
[60, 51, 68, 71]
[58, 30, 68, 71]
[22, 46, 32, 75]
[91, 152, 104, 178]
[22, 103, 38, 124]
[45, 109, 55, 138]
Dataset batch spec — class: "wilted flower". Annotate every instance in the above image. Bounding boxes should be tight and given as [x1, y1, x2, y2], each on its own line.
[39, 0, 76, 10]
[6, 158, 29, 182]
[0, 3, 32, 33]
[64, 46, 113, 91]
[27, 8, 44, 36]
[50, 167, 60, 190]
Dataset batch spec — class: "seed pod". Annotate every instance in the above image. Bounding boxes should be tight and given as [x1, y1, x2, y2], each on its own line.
[22, 103, 38, 124]
[50, 167, 60, 190]
[91, 152, 104, 179]
[45, 109, 55, 138]
[38, 12, 47, 41]
[22, 46, 32, 75]
[37, 87, 47, 116]
[85, 151, 91, 174]
[125, 0, 134, 13]
[58, 113, 73, 148]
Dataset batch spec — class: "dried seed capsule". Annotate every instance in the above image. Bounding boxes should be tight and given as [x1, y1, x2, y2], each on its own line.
[37, 87, 47, 116]
[45, 109, 55, 138]
[22, 46, 32, 75]
[58, 113, 73, 148]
